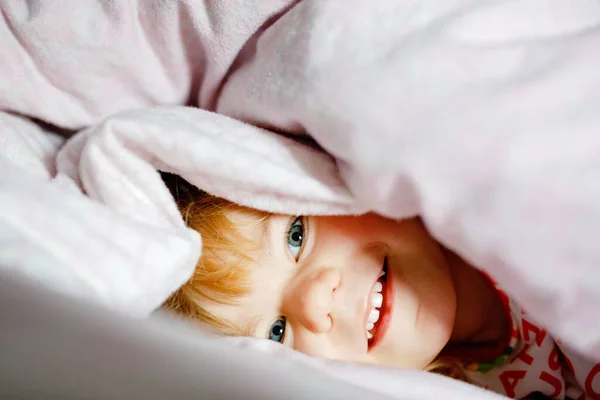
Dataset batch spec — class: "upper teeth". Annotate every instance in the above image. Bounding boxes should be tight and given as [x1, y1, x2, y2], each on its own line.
[366, 270, 385, 340]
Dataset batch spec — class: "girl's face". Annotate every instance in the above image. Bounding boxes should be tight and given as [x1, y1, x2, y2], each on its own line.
[204, 213, 457, 369]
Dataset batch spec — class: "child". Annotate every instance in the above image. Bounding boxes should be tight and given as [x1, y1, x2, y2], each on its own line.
[161, 175, 599, 400]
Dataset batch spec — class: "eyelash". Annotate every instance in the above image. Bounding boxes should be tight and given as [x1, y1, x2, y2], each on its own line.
[268, 316, 286, 343]
[285, 216, 306, 261]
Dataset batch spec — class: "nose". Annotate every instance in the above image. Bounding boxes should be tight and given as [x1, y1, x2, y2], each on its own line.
[286, 268, 341, 333]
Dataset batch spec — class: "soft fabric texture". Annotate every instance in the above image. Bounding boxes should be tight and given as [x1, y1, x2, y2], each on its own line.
[2, 1, 600, 399]
[0, 0, 297, 128]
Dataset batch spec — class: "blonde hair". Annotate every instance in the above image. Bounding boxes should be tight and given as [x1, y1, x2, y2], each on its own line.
[161, 174, 270, 335]
[160, 173, 467, 381]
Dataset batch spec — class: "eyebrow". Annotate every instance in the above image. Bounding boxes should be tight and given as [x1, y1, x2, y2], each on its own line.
[260, 214, 274, 257]
[241, 315, 264, 337]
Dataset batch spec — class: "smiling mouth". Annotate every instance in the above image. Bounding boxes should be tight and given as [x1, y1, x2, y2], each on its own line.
[367, 256, 393, 350]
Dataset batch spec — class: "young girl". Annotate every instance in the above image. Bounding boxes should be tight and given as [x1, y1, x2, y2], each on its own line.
[161, 174, 599, 400]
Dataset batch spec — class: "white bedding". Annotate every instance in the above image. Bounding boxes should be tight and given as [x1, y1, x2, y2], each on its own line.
[2, 1, 600, 399]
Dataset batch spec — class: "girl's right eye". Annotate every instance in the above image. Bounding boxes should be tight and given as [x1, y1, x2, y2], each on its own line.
[269, 317, 287, 343]
[286, 217, 305, 261]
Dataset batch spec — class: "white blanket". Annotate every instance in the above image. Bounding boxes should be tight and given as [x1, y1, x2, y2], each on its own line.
[2, 0, 600, 399]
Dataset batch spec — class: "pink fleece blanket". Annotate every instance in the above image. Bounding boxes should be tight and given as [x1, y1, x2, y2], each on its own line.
[2, 1, 600, 399]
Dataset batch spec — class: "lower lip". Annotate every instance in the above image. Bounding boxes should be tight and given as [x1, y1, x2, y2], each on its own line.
[368, 261, 394, 351]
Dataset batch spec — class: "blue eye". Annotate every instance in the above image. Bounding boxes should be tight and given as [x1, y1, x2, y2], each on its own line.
[287, 217, 305, 261]
[269, 317, 286, 343]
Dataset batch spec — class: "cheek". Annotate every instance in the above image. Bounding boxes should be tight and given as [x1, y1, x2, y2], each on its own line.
[399, 251, 457, 333]
[378, 275, 455, 370]
[414, 268, 457, 358]
[293, 330, 362, 363]
[416, 273, 457, 339]
[318, 216, 369, 242]
[385, 237, 457, 368]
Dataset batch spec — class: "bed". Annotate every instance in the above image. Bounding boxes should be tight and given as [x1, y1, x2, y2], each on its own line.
[2, 1, 600, 398]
